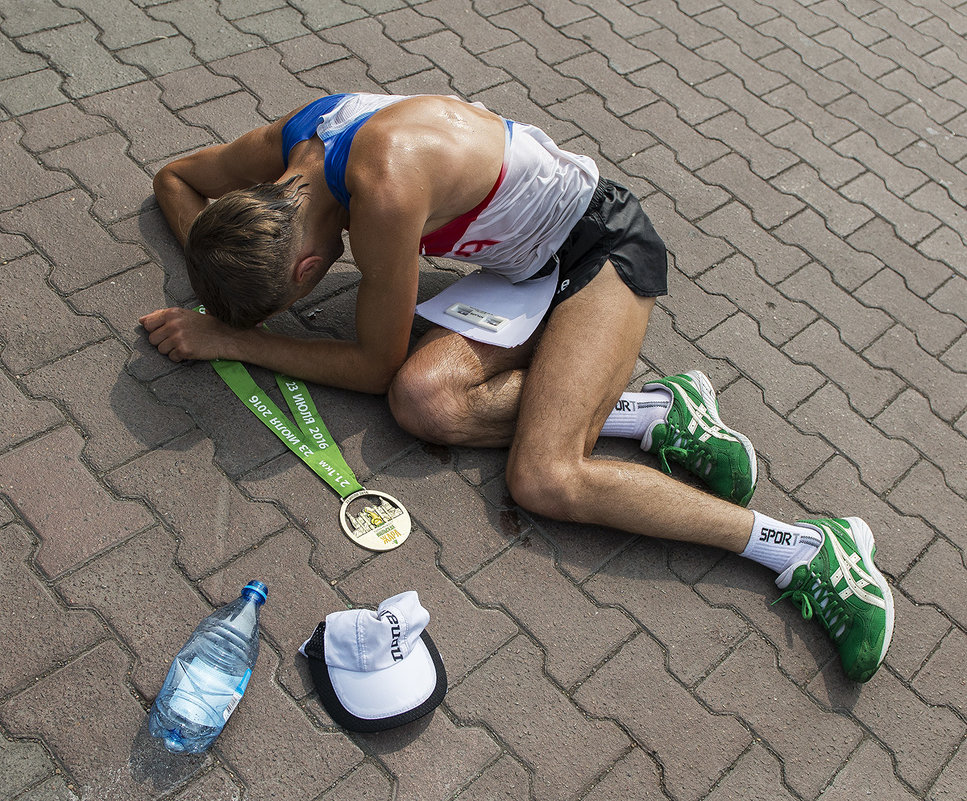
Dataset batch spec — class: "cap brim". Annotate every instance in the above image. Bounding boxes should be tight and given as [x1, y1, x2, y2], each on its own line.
[306, 627, 447, 732]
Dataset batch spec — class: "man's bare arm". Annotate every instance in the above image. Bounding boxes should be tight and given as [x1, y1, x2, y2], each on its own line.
[139, 297, 414, 395]
[152, 119, 292, 245]
[141, 169, 427, 392]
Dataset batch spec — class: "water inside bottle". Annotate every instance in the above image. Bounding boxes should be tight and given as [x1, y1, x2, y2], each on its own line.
[167, 656, 243, 725]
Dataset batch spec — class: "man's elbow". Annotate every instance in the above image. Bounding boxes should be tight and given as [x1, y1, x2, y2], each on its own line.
[359, 356, 406, 395]
[152, 163, 177, 199]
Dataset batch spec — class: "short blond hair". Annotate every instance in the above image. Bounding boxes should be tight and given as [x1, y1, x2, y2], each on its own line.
[185, 178, 305, 328]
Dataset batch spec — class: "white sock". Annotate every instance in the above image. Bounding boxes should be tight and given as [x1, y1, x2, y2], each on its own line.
[600, 388, 672, 441]
[741, 511, 823, 574]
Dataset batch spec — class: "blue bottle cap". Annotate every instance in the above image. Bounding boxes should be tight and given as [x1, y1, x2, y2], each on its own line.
[242, 581, 268, 605]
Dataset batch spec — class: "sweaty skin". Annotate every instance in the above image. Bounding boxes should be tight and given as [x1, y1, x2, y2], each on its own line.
[142, 94, 756, 552]
[141, 96, 506, 394]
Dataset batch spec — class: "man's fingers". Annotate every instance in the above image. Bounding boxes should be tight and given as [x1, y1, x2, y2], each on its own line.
[139, 307, 174, 331]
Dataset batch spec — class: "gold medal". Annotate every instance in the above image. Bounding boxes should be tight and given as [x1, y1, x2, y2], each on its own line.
[339, 490, 411, 551]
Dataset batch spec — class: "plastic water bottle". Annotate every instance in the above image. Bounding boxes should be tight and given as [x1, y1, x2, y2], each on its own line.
[148, 581, 267, 754]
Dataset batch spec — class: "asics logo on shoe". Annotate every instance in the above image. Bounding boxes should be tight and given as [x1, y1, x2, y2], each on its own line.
[672, 386, 739, 444]
[828, 533, 885, 609]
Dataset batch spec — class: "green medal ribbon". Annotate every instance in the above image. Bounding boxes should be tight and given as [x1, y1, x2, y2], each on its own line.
[210, 358, 364, 498]
[196, 307, 410, 550]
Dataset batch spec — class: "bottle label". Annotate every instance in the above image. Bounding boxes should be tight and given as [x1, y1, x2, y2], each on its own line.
[222, 668, 252, 722]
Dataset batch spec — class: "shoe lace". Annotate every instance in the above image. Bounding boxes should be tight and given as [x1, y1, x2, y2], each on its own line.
[657, 426, 714, 477]
[776, 571, 851, 644]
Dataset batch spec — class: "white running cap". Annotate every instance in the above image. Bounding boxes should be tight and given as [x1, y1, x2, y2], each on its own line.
[300, 591, 446, 732]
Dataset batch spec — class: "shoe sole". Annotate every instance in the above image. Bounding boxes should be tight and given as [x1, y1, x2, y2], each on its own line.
[685, 370, 758, 506]
[844, 516, 895, 670]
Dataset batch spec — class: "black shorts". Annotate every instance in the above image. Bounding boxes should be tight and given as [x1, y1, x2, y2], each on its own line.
[533, 178, 668, 307]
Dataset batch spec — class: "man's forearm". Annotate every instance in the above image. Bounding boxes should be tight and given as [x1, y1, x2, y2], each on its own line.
[229, 328, 403, 395]
[153, 166, 208, 247]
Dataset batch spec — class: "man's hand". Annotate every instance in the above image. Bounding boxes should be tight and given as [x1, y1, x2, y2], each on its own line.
[139, 307, 241, 363]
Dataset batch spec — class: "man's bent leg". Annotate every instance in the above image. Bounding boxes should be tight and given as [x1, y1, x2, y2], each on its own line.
[506, 263, 754, 552]
[388, 325, 538, 447]
[506, 263, 894, 681]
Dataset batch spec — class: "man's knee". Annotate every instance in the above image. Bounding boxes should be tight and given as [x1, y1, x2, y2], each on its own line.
[387, 360, 465, 444]
[505, 452, 582, 521]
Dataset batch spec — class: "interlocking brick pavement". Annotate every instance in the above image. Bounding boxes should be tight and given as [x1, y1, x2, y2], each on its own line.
[0, 0, 965, 799]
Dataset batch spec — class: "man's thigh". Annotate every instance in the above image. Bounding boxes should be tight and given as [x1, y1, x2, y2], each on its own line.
[403, 323, 540, 387]
[512, 262, 655, 460]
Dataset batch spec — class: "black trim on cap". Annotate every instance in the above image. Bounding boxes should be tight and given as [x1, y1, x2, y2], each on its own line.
[304, 623, 447, 733]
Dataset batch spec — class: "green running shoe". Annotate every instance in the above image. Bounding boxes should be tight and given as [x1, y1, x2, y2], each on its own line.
[641, 371, 757, 506]
[776, 517, 894, 683]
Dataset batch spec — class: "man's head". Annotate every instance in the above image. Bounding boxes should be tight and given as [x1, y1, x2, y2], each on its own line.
[185, 178, 306, 328]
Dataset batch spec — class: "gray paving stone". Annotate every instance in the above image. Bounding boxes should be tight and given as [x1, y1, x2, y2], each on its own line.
[704, 744, 797, 801]
[0, 736, 58, 801]
[117, 34, 201, 76]
[2, 0, 965, 797]
[782, 319, 905, 418]
[0, 523, 105, 696]
[586, 536, 749, 685]
[848, 216, 952, 297]
[0, 369, 63, 451]
[0, 641, 152, 801]
[491, 5, 589, 65]
[18, 102, 113, 151]
[315, 762, 392, 801]
[105, 429, 288, 578]
[626, 144, 729, 222]
[453, 754, 530, 801]
[287, 0, 367, 30]
[0, 120, 74, 210]
[465, 534, 637, 687]
[886, 588, 951, 681]
[577, 630, 750, 801]
[809, 663, 965, 794]
[698, 313, 825, 415]
[698, 201, 809, 283]
[177, 89, 269, 146]
[200, 525, 346, 696]
[795, 454, 936, 577]
[865, 325, 966, 422]
[0, 0, 81, 36]
[449, 636, 630, 801]
[0, 256, 108, 373]
[61, 0, 176, 49]
[210, 48, 321, 120]
[555, 51, 657, 116]
[699, 634, 863, 799]
[335, 528, 517, 685]
[356, 711, 501, 801]
[0, 70, 67, 116]
[80, 82, 211, 163]
[698, 253, 815, 345]
[155, 66, 242, 110]
[56, 525, 209, 698]
[789, 382, 919, 493]
[778, 255, 892, 348]
[720, 376, 836, 493]
[775, 163, 876, 237]
[820, 739, 921, 800]
[0, 192, 147, 292]
[890, 461, 967, 557]
[70, 262, 186, 382]
[233, 6, 314, 44]
[767, 120, 865, 188]
[215, 647, 368, 800]
[19, 21, 145, 98]
[23, 339, 191, 469]
[147, 0, 262, 61]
